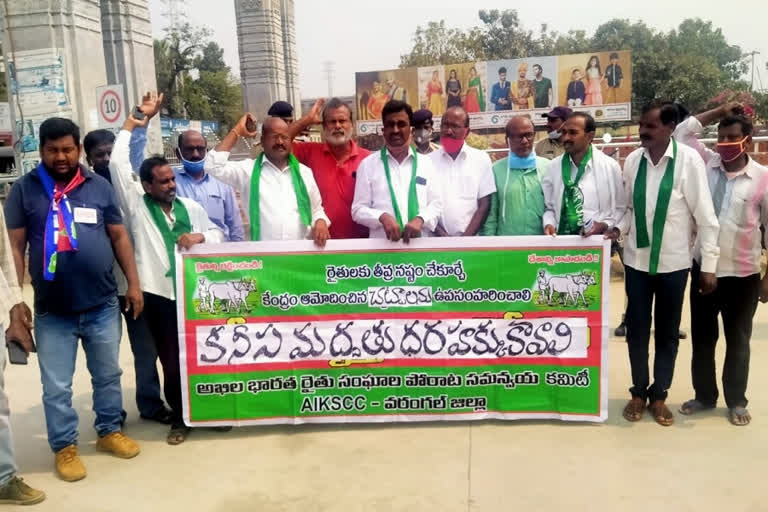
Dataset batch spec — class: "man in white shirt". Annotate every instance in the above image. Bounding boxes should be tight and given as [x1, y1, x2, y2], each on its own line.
[352, 100, 442, 242]
[205, 115, 330, 245]
[110, 93, 224, 445]
[674, 103, 768, 426]
[617, 100, 720, 427]
[429, 106, 495, 236]
[542, 112, 626, 237]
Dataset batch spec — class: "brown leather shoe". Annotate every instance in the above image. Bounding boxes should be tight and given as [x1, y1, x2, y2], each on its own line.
[55, 445, 86, 482]
[96, 432, 140, 458]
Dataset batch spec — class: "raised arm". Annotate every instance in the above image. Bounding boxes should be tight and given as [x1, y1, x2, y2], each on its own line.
[206, 114, 258, 194]
[216, 113, 258, 153]
[287, 98, 324, 141]
[110, 102, 156, 212]
[127, 91, 165, 171]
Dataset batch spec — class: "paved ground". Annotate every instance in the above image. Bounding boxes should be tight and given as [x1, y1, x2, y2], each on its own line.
[5, 264, 768, 511]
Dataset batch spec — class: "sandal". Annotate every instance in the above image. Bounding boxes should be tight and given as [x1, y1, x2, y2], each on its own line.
[622, 397, 646, 422]
[648, 400, 674, 426]
[167, 424, 191, 445]
[679, 399, 715, 415]
[728, 406, 751, 426]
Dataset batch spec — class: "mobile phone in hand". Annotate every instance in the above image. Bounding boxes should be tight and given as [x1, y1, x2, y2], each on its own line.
[133, 106, 145, 121]
[7, 339, 28, 365]
[245, 116, 256, 133]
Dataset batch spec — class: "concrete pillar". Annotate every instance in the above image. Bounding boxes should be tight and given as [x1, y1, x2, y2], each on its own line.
[280, 0, 300, 117]
[235, 0, 287, 119]
[100, 0, 162, 154]
[0, 0, 108, 135]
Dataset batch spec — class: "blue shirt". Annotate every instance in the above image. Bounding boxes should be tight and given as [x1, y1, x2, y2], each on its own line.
[4, 166, 122, 314]
[129, 127, 244, 241]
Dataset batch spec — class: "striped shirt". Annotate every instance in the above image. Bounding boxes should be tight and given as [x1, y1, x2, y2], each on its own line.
[675, 116, 768, 277]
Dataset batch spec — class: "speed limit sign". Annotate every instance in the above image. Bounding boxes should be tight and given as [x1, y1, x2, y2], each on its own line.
[96, 84, 126, 129]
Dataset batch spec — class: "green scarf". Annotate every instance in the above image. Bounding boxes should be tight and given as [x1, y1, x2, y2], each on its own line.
[249, 153, 311, 241]
[634, 138, 677, 275]
[380, 146, 419, 229]
[143, 194, 191, 286]
[558, 145, 592, 235]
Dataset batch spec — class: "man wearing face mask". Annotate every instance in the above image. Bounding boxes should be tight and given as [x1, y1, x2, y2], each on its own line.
[672, 102, 768, 427]
[352, 100, 442, 242]
[481, 116, 550, 236]
[542, 112, 626, 238]
[535, 107, 571, 160]
[430, 106, 495, 237]
[411, 109, 440, 155]
[286, 98, 371, 239]
[128, 95, 244, 242]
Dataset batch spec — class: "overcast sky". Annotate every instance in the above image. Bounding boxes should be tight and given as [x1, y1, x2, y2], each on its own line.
[148, 0, 768, 99]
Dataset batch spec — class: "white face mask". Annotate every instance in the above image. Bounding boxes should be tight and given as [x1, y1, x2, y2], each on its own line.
[548, 130, 561, 140]
[413, 128, 432, 145]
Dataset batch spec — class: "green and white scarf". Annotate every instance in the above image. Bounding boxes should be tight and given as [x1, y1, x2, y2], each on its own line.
[249, 153, 312, 241]
[380, 146, 419, 229]
[143, 195, 191, 287]
[634, 139, 677, 275]
[558, 145, 592, 235]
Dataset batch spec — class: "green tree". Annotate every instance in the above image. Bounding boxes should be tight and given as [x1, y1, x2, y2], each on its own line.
[399, 20, 482, 68]
[153, 25, 242, 132]
[153, 23, 211, 117]
[754, 91, 768, 122]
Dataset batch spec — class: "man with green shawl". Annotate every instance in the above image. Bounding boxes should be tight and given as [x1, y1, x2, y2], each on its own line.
[481, 116, 549, 235]
[109, 92, 224, 445]
[206, 115, 331, 245]
[617, 100, 719, 427]
[541, 112, 626, 237]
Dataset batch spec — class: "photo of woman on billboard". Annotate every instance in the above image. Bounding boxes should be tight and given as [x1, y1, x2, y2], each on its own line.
[463, 66, 485, 112]
[446, 69, 462, 109]
[426, 70, 445, 116]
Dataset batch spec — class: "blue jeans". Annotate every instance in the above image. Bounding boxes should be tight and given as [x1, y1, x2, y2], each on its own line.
[34, 298, 124, 452]
[0, 328, 18, 486]
[118, 296, 165, 417]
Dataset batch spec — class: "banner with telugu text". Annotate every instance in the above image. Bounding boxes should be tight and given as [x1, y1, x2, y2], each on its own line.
[176, 237, 610, 426]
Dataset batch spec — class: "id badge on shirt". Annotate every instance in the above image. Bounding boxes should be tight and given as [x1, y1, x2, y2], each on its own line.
[73, 207, 98, 224]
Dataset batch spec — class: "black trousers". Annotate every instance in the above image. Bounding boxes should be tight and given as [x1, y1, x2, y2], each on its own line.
[142, 293, 183, 424]
[625, 265, 689, 402]
[690, 263, 759, 409]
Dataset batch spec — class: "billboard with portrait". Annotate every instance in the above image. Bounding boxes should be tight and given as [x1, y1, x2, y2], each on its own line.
[356, 50, 631, 132]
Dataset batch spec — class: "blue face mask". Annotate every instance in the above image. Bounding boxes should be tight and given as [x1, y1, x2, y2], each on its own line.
[181, 155, 206, 175]
[507, 150, 537, 169]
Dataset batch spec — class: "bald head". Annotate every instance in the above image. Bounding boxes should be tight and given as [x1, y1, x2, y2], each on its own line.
[444, 106, 469, 128]
[261, 116, 291, 164]
[505, 116, 535, 158]
[176, 129, 207, 163]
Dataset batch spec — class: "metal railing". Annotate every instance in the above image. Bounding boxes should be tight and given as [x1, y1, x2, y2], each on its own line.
[484, 136, 768, 154]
